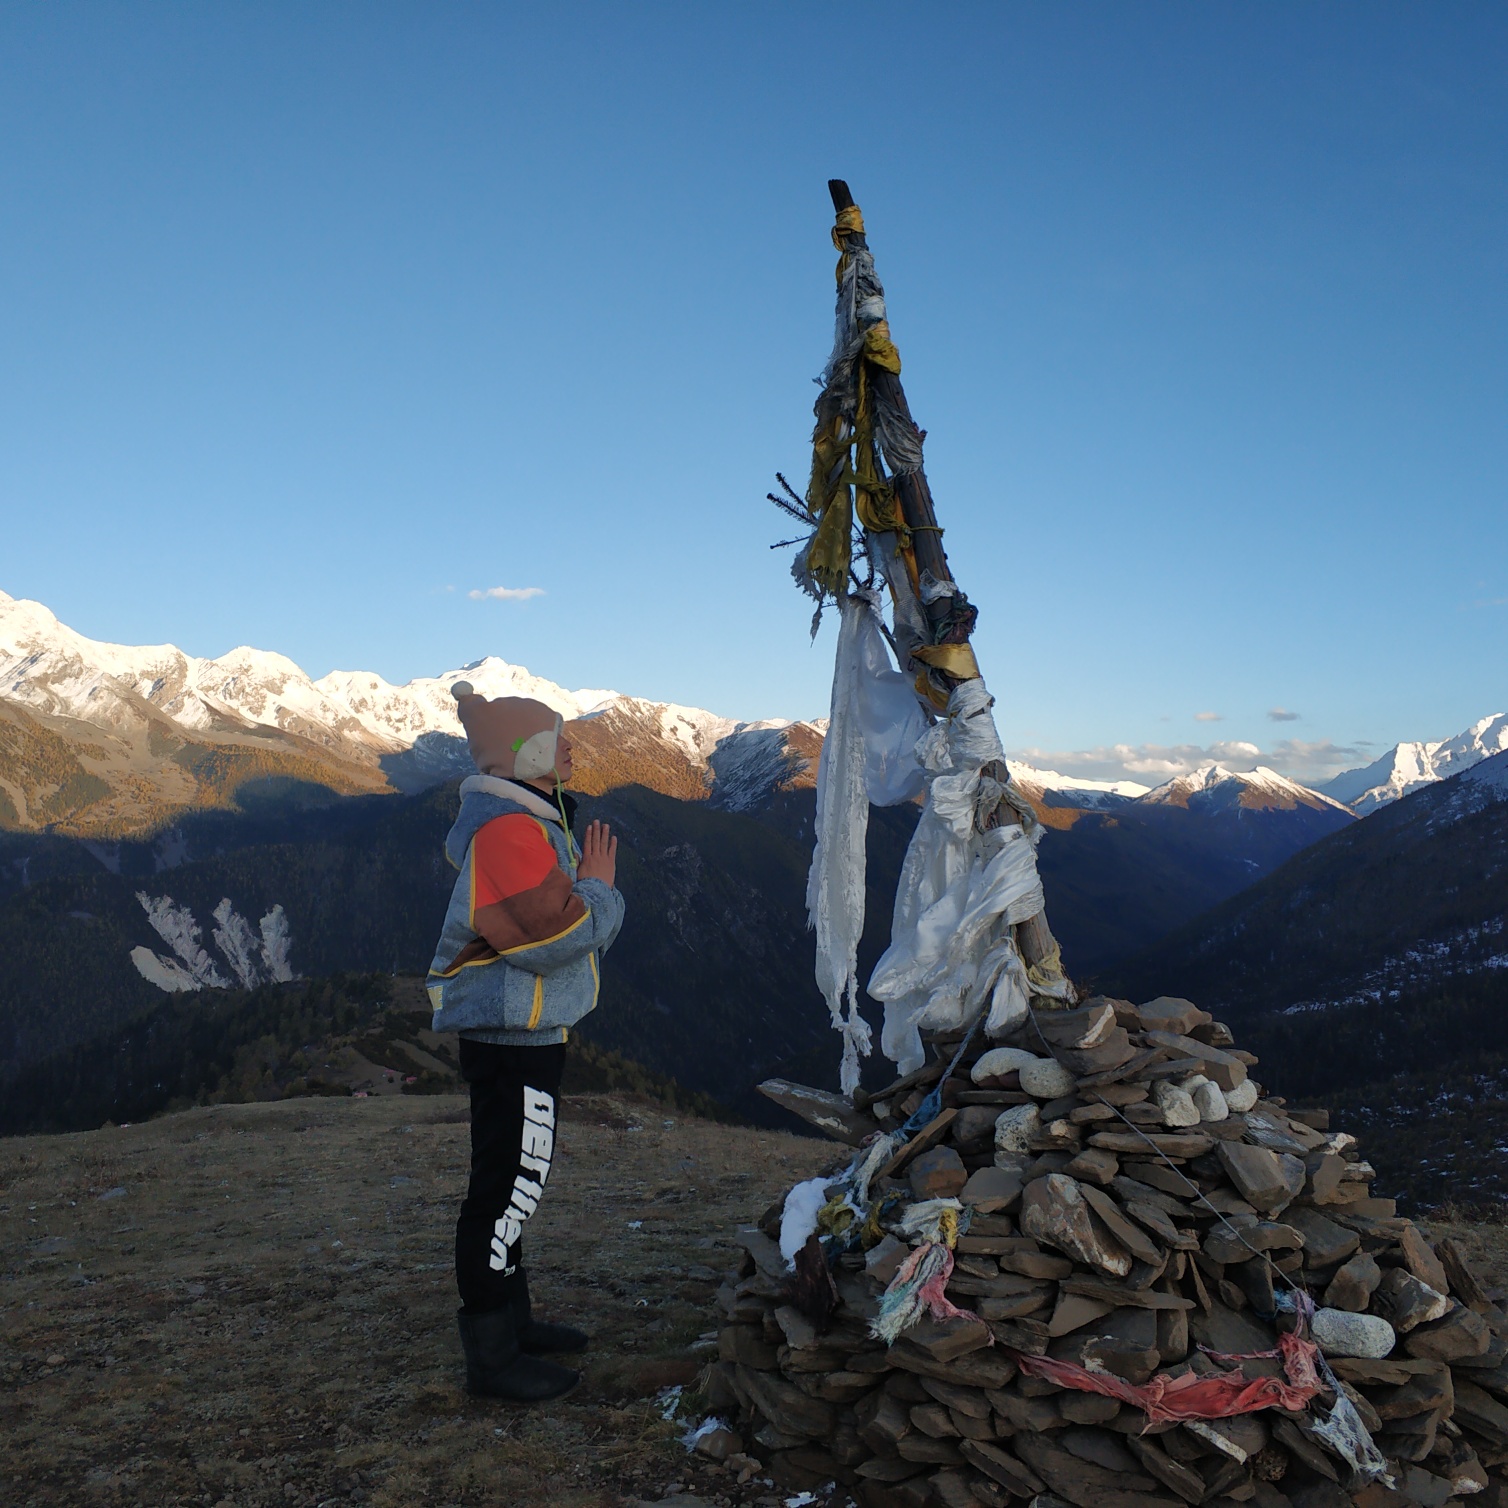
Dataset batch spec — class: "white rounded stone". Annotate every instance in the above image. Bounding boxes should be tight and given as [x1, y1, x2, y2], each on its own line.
[1152, 1080, 1201, 1129]
[994, 1104, 1041, 1154]
[1019, 1058, 1077, 1100]
[1312, 1307, 1397, 1359]
[1178, 1073, 1211, 1092]
[971, 1047, 1044, 1085]
[1192, 1082, 1229, 1122]
[1224, 1080, 1259, 1113]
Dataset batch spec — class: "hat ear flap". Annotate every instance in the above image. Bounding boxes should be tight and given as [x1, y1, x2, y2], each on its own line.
[511, 727, 558, 780]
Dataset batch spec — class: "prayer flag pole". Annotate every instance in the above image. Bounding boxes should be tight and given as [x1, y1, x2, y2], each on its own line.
[823, 179, 1068, 984]
[769, 179, 1074, 1103]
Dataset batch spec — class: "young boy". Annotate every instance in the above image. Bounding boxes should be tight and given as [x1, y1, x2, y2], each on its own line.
[427, 684, 625, 1403]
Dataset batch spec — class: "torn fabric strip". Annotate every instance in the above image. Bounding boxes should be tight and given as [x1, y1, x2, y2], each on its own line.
[1005, 1326, 1325, 1427]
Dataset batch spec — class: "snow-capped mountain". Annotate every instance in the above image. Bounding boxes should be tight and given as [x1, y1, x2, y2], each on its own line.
[1006, 762, 1150, 810]
[1139, 763, 1353, 816]
[0, 588, 819, 813]
[0, 588, 617, 753]
[1321, 714, 1508, 815]
[0, 587, 1428, 834]
[0, 589, 1413, 1043]
[0, 588, 1228, 820]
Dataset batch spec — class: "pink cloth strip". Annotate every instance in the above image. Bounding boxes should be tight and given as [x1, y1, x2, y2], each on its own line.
[914, 1245, 979, 1327]
[1007, 1328, 1324, 1426]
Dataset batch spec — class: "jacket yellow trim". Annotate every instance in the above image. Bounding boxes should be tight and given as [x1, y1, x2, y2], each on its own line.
[588, 949, 600, 1008]
[498, 907, 591, 956]
[430, 951, 501, 981]
[526, 975, 545, 1030]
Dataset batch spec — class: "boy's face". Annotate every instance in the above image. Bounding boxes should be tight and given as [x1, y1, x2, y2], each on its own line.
[554, 732, 574, 784]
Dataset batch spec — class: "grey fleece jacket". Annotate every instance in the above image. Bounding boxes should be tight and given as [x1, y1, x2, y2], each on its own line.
[425, 776, 625, 1045]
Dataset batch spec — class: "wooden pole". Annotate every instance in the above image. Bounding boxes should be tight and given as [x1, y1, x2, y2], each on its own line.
[828, 179, 957, 642]
[827, 179, 1067, 983]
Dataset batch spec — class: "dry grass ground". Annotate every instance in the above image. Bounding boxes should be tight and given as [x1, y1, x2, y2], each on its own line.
[1422, 1210, 1508, 1292]
[0, 1094, 834, 1508]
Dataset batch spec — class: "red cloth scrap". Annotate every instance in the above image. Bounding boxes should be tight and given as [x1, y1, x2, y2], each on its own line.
[1008, 1328, 1324, 1427]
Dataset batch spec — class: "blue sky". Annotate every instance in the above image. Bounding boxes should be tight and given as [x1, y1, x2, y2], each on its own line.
[1, 3, 1503, 786]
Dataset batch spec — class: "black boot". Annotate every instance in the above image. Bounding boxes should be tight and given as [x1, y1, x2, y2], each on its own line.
[514, 1269, 589, 1355]
[457, 1306, 579, 1402]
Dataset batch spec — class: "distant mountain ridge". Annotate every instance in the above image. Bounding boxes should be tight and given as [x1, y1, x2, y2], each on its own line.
[2, 588, 1356, 832]
[1111, 746, 1508, 1019]
[1104, 748, 1508, 1204]
[8, 588, 1487, 1142]
[0, 586, 1374, 982]
[1140, 762, 1352, 816]
[0, 588, 828, 826]
[1005, 763, 1150, 809]
[1321, 712, 1508, 814]
[0, 587, 619, 747]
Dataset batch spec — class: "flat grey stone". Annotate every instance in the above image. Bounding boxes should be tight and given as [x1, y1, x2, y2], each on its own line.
[756, 1078, 872, 1145]
[1217, 1141, 1305, 1213]
[1033, 1001, 1118, 1050]
[1020, 1173, 1131, 1278]
[1377, 1267, 1451, 1332]
[1323, 1253, 1381, 1312]
[1138, 997, 1210, 1034]
[1284, 1205, 1360, 1267]
[960, 1165, 1023, 1212]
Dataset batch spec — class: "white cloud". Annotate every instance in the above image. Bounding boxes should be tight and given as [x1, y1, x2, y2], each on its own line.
[1193, 711, 1223, 723]
[1008, 736, 1364, 790]
[1268, 707, 1301, 722]
[1011, 741, 1262, 785]
[1266, 739, 1368, 783]
[468, 586, 545, 603]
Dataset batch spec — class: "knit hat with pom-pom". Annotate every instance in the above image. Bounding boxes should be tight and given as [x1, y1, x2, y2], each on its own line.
[449, 682, 561, 781]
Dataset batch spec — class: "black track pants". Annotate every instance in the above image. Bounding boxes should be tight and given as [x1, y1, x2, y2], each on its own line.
[454, 1037, 567, 1314]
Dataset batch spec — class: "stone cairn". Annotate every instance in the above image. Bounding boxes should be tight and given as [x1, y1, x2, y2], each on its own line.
[705, 995, 1508, 1508]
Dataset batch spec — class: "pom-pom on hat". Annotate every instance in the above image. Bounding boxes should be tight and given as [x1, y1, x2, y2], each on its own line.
[450, 681, 561, 781]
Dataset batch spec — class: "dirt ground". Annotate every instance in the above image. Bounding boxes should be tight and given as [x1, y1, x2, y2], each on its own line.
[0, 1093, 836, 1508]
